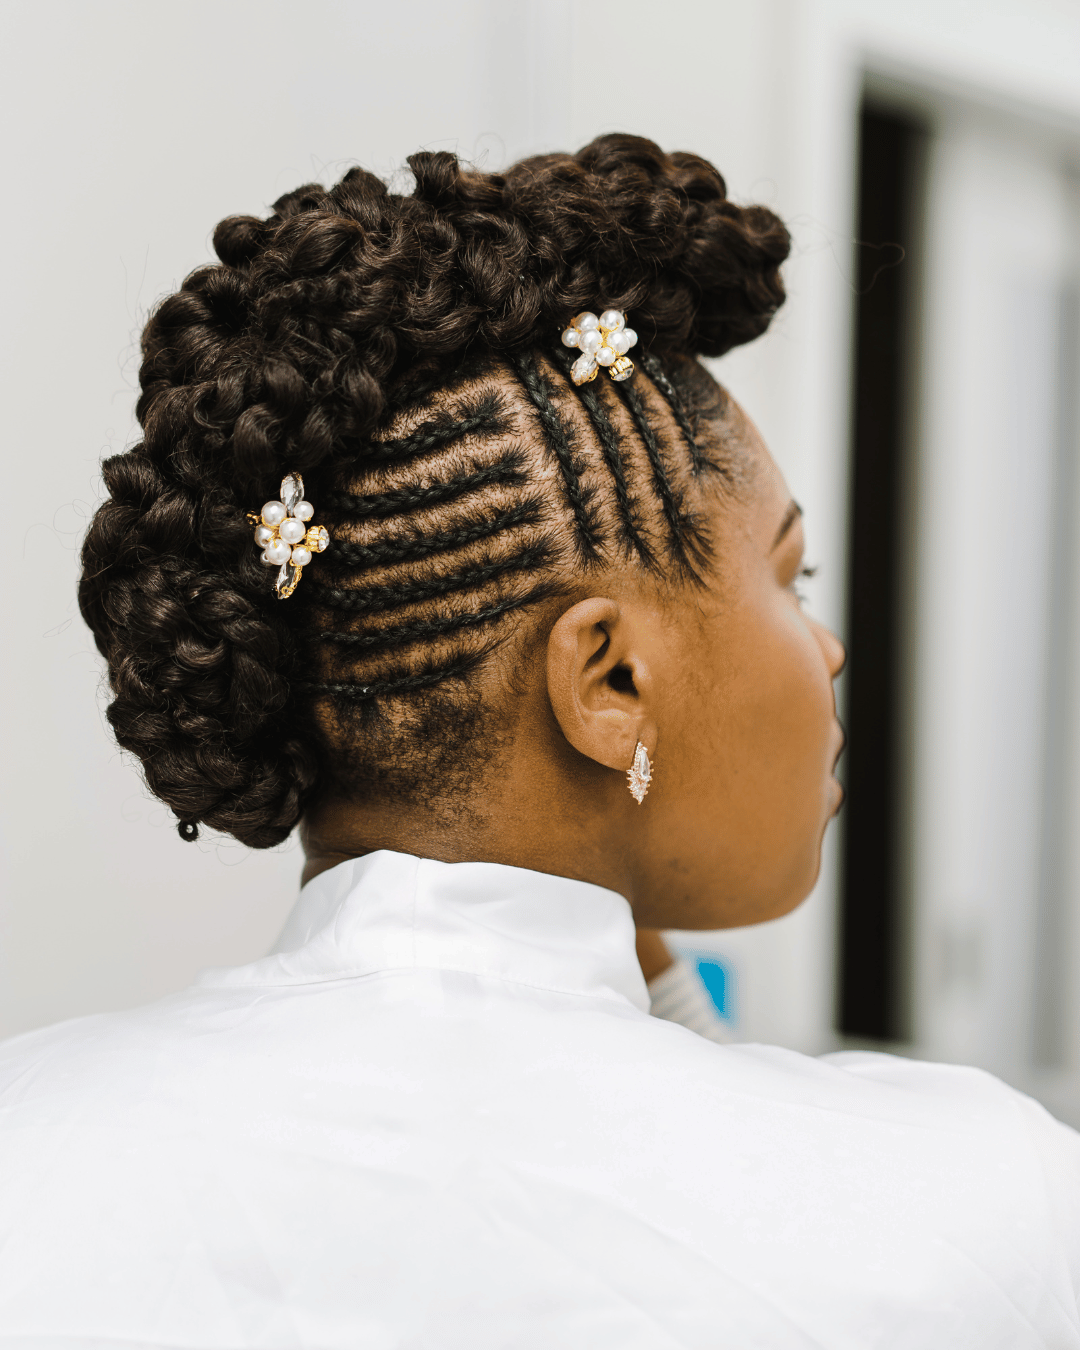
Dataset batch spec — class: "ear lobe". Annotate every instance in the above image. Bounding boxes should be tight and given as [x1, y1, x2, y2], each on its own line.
[546, 597, 657, 774]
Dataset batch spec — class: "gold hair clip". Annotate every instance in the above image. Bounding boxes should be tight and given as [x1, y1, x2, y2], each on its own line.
[247, 473, 328, 599]
[560, 309, 637, 386]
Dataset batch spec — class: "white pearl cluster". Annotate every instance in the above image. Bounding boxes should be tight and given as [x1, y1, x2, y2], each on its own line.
[560, 309, 638, 386]
[252, 472, 329, 598]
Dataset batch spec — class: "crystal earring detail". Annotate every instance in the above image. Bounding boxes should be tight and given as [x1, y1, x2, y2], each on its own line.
[627, 741, 653, 805]
[248, 472, 329, 599]
[561, 308, 637, 386]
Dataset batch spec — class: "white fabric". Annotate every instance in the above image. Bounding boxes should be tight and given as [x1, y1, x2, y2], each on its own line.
[648, 955, 735, 1044]
[1, 849, 1078, 1348]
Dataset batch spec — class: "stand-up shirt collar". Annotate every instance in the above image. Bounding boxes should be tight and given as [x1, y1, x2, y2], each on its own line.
[197, 849, 651, 1012]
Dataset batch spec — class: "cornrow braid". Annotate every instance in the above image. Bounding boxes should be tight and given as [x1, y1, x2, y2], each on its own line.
[328, 499, 545, 571]
[637, 351, 706, 474]
[365, 392, 508, 462]
[309, 541, 557, 615]
[549, 347, 654, 568]
[508, 353, 603, 563]
[296, 652, 484, 703]
[616, 377, 699, 570]
[326, 450, 528, 522]
[313, 584, 557, 655]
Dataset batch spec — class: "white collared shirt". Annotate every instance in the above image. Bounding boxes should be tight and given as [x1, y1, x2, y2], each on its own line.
[1, 850, 1078, 1347]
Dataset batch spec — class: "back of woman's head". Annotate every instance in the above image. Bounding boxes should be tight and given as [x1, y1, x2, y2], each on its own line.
[79, 133, 790, 848]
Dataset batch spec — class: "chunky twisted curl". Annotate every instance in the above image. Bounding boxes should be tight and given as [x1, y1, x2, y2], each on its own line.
[79, 133, 790, 848]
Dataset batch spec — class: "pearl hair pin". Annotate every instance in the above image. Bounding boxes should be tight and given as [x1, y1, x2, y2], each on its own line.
[248, 473, 329, 599]
[560, 309, 637, 386]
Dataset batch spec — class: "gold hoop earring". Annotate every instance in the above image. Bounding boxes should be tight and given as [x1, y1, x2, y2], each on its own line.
[627, 741, 653, 804]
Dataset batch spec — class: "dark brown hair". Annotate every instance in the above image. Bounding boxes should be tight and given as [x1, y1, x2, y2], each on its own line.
[79, 134, 789, 848]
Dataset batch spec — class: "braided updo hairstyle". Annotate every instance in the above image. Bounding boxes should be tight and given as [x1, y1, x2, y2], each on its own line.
[79, 134, 789, 849]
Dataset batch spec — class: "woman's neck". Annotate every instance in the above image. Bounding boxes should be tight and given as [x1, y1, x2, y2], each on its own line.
[298, 789, 631, 895]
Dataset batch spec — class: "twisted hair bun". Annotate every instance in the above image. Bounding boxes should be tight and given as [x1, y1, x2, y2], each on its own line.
[80, 133, 790, 848]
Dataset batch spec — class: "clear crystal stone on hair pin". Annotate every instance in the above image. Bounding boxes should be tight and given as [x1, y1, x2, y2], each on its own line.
[248, 473, 329, 599]
[560, 309, 637, 386]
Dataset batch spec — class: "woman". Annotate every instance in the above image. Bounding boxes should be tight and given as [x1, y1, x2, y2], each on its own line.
[1, 135, 1076, 1346]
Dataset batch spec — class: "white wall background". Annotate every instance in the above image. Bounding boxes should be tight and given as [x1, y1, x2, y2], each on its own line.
[5, 0, 1080, 1116]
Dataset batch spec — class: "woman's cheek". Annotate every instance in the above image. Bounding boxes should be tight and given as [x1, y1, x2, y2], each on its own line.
[758, 603, 837, 813]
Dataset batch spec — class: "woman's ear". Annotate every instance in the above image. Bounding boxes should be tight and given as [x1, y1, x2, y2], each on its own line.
[546, 597, 658, 773]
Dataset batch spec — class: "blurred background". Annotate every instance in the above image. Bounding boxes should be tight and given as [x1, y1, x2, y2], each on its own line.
[4, 0, 1080, 1126]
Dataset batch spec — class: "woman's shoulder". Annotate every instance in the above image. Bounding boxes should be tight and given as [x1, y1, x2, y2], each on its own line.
[817, 1047, 1079, 1147]
[0, 984, 239, 1113]
[816, 1047, 1080, 1180]
[722, 1038, 1078, 1136]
